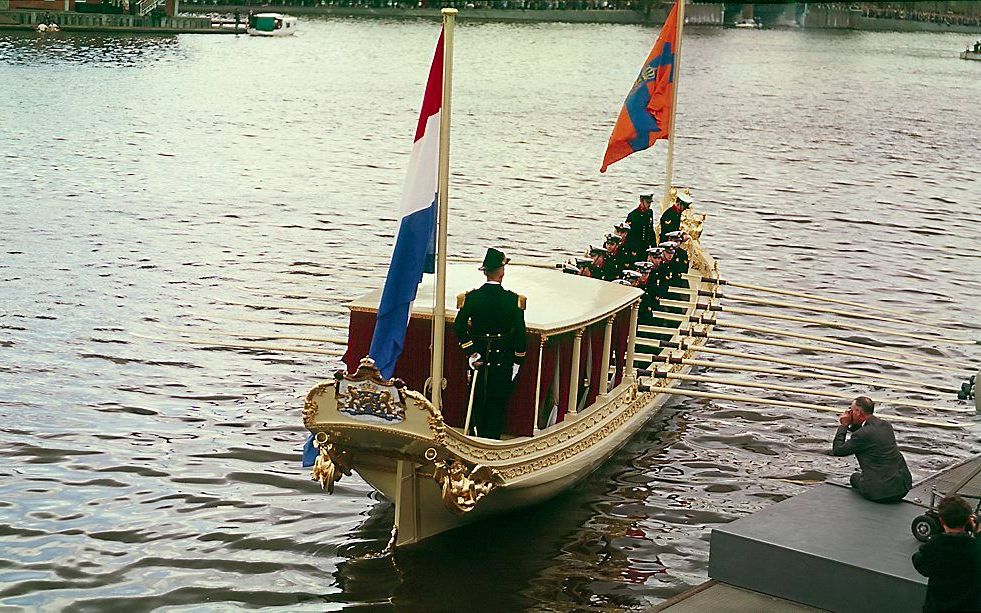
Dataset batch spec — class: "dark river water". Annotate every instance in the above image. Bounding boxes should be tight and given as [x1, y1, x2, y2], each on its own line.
[1, 18, 980, 611]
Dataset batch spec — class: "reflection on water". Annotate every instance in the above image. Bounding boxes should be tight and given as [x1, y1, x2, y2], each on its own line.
[0, 31, 184, 66]
[1, 19, 979, 610]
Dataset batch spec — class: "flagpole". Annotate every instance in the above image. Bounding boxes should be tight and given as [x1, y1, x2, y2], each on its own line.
[430, 7, 457, 413]
[661, 0, 686, 207]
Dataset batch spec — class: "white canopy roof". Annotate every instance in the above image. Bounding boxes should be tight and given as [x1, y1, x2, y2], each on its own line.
[349, 262, 643, 336]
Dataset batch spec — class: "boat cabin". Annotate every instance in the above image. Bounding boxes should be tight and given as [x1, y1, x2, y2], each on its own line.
[342, 263, 643, 438]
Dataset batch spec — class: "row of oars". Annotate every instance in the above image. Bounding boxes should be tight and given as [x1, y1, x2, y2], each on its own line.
[136, 293, 354, 359]
[635, 274, 979, 430]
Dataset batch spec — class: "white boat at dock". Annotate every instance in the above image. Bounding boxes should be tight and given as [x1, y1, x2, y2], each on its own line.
[247, 13, 296, 37]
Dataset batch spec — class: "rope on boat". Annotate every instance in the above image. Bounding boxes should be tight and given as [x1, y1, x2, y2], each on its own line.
[634, 385, 967, 430]
[636, 370, 972, 414]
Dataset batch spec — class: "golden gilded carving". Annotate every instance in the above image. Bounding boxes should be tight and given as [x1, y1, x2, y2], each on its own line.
[433, 459, 499, 514]
[334, 357, 406, 422]
[310, 434, 352, 494]
[303, 381, 333, 429]
[405, 389, 447, 446]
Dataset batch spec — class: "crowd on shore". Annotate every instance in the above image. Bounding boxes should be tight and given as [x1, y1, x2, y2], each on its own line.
[862, 5, 981, 27]
[182, 0, 645, 10]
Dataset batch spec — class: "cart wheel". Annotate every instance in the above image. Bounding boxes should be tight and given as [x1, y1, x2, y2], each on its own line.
[912, 514, 941, 542]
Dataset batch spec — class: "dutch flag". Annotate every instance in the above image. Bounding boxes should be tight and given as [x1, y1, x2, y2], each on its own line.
[369, 28, 445, 380]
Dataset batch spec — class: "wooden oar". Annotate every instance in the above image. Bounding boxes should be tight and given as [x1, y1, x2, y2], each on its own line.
[655, 311, 976, 371]
[154, 324, 348, 345]
[634, 340, 961, 393]
[635, 353, 955, 397]
[639, 322, 973, 374]
[134, 333, 344, 357]
[215, 298, 349, 315]
[668, 286, 955, 331]
[208, 314, 349, 329]
[661, 299, 975, 345]
[634, 385, 966, 429]
[686, 273, 965, 324]
[637, 370, 972, 413]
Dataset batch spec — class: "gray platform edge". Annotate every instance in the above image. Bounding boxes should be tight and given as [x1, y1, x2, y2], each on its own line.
[709, 528, 924, 613]
[654, 580, 828, 613]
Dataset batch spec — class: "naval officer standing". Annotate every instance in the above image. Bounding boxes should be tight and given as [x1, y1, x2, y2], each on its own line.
[454, 248, 527, 440]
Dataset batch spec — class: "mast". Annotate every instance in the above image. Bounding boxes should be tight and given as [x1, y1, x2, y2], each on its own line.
[430, 7, 457, 412]
[661, 0, 686, 205]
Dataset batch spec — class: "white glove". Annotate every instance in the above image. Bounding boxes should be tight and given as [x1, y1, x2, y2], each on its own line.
[468, 353, 482, 370]
[512, 364, 520, 380]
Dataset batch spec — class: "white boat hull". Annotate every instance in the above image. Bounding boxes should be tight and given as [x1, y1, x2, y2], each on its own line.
[960, 51, 981, 61]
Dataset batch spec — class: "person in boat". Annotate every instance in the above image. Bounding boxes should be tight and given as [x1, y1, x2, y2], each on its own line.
[583, 245, 607, 278]
[663, 231, 690, 288]
[912, 494, 981, 613]
[631, 261, 658, 325]
[658, 191, 692, 240]
[831, 396, 913, 503]
[625, 193, 656, 260]
[454, 248, 527, 440]
[602, 234, 625, 281]
[614, 221, 631, 244]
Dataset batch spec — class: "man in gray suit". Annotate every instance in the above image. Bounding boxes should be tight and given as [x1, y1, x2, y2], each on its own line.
[832, 396, 913, 503]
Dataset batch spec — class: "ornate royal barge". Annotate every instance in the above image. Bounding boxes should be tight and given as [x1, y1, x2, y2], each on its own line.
[303, 210, 715, 546]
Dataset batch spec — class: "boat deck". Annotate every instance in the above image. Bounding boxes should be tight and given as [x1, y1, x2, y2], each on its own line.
[661, 454, 981, 613]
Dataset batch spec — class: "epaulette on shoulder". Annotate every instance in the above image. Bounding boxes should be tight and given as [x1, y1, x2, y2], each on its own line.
[517, 294, 527, 310]
[455, 288, 477, 309]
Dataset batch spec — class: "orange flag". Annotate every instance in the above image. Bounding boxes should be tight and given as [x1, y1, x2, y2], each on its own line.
[601, 1, 679, 173]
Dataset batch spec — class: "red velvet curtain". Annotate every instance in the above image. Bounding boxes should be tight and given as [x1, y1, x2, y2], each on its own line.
[556, 334, 572, 423]
[536, 337, 559, 430]
[504, 335, 542, 437]
[342, 310, 374, 373]
[585, 322, 606, 407]
[612, 311, 630, 387]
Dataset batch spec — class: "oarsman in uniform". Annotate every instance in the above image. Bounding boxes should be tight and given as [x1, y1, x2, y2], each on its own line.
[603, 235, 624, 281]
[614, 222, 631, 245]
[625, 193, 657, 260]
[662, 231, 690, 288]
[658, 191, 692, 240]
[454, 248, 527, 440]
[631, 261, 657, 325]
[584, 246, 607, 278]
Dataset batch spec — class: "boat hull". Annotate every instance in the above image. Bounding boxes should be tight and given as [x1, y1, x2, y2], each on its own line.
[960, 51, 981, 61]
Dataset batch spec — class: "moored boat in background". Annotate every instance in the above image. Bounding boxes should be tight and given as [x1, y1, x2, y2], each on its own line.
[247, 13, 296, 37]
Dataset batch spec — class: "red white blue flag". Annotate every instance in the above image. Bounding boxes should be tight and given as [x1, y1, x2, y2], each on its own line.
[601, 2, 679, 173]
[368, 28, 444, 380]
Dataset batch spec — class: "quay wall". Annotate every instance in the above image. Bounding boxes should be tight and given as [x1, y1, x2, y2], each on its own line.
[804, 7, 981, 34]
[182, 2, 723, 25]
[0, 8, 219, 30]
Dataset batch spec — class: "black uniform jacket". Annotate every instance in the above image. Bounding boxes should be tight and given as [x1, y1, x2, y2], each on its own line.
[912, 532, 981, 613]
[832, 416, 913, 501]
[625, 207, 655, 256]
[454, 282, 527, 366]
[659, 205, 682, 237]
